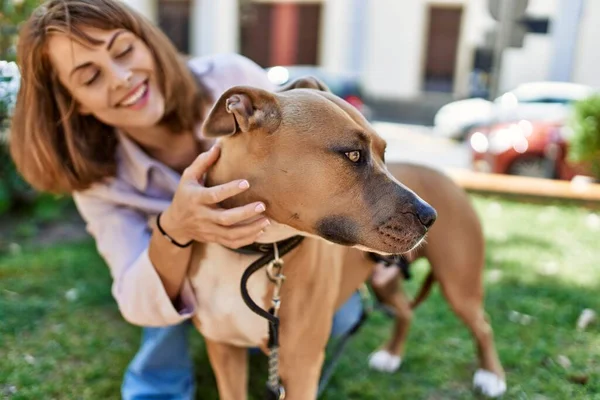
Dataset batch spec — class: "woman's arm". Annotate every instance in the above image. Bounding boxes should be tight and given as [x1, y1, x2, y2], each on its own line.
[73, 147, 269, 326]
[73, 191, 196, 327]
[147, 214, 193, 302]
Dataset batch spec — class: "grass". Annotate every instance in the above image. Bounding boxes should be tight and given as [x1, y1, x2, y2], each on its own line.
[1, 195, 599, 399]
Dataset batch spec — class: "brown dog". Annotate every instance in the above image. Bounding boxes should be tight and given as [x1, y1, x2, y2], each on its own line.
[187, 76, 502, 399]
[367, 163, 506, 397]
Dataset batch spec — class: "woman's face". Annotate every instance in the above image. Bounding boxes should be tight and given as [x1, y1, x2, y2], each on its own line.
[48, 27, 165, 130]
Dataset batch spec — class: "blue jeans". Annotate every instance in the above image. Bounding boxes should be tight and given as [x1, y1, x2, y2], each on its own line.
[121, 292, 363, 400]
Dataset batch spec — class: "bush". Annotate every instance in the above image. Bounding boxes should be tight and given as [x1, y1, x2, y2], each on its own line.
[568, 95, 600, 180]
[1, 0, 43, 61]
[1, 132, 36, 214]
[1, 61, 36, 214]
[1, 1, 43, 214]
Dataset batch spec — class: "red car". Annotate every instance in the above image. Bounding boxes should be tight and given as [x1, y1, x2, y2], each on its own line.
[467, 120, 590, 180]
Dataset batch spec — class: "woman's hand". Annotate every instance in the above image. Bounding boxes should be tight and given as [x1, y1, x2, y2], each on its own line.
[159, 145, 269, 249]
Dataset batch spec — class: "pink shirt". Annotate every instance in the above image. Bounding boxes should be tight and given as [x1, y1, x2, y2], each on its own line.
[73, 54, 276, 327]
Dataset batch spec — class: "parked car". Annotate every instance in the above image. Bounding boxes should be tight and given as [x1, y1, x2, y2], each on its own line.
[433, 81, 596, 141]
[467, 119, 591, 180]
[433, 97, 493, 140]
[266, 65, 373, 120]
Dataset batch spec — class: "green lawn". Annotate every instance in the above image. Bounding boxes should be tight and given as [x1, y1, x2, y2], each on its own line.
[1, 195, 599, 399]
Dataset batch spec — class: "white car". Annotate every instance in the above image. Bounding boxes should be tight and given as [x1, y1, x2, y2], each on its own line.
[433, 81, 596, 141]
[493, 81, 595, 124]
[501, 81, 594, 104]
[433, 97, 493, 140]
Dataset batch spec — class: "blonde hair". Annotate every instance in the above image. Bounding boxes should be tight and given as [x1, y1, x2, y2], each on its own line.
[10, 0, 208, 193]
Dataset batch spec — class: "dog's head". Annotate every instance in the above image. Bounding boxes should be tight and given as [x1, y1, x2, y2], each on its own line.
[202, 77, 436, 254]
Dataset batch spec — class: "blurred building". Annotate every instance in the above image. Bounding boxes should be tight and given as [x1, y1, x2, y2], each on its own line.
[123, 0, 599, 101]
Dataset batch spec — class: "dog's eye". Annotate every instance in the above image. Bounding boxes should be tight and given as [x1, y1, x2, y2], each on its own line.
[345, 151, 361, 163]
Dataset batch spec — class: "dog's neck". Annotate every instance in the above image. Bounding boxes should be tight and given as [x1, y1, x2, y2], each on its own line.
[206, 138, 301, 244]
[255, 220, 302, 243]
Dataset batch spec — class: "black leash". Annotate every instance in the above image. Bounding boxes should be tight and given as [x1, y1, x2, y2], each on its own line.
[238, 236, 304, 400]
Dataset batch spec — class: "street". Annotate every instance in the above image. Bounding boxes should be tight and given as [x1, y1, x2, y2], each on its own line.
[371, 121, 472, 171]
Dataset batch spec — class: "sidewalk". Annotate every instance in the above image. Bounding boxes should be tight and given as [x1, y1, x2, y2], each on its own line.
[371, 121, 471, 170]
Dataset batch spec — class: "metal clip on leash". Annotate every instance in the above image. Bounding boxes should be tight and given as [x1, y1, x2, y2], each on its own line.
[265, 243, 286, 399]
[266, 243, 285, 317]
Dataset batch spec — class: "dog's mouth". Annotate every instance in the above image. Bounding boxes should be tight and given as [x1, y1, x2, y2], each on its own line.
[352, 234, 427, 256]
[375, 209, 433, 251]
[313, 213, 430, 255]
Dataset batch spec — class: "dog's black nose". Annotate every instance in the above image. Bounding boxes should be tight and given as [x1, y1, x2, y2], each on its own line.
[416, 202, 437, 229]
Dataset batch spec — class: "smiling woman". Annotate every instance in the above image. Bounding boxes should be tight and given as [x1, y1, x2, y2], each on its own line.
[49, 28, 165, 127]
[10, 1, 204, 193]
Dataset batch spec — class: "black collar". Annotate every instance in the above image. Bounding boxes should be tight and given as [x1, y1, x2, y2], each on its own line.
[225, 235, 305, 256]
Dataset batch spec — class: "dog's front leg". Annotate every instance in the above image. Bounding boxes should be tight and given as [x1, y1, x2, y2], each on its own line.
[279, 344, 326, 399]
[278, 311, 333, 399]
[205, 338, 248, 400]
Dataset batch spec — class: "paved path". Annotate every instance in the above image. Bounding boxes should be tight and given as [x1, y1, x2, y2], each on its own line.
[372, 121, 472, 171]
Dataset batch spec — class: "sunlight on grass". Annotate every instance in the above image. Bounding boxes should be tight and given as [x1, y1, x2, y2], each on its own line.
[1, 195, 599, 399]
[476, 199, 600, 288]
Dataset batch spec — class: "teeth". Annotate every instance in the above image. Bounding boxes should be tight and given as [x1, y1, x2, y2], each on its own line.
[120, 84, 147, 107]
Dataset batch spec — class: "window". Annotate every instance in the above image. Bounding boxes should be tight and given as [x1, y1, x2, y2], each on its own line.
[158, 0, 192, 54]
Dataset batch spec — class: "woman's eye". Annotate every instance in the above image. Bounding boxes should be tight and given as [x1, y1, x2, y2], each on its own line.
[345, 150, 361, 163]
[116, 46, 133, 58]
[84, 71, 100, 86]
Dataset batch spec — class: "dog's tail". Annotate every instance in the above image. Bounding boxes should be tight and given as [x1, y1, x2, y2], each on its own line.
[410, 272, 435, 309]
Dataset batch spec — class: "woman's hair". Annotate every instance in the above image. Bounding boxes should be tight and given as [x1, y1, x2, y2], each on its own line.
[10, 0, 209, 194]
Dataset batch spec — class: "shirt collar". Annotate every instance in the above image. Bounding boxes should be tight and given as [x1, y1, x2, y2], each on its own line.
[116, 130, 156, 192]
[116, 129, 210, 193]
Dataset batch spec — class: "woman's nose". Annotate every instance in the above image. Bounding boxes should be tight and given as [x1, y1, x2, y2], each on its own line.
[109, 64, 132, 90]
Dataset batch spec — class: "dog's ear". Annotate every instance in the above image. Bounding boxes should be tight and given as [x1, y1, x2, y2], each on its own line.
[202, 86, 282, 138]
[278, 76, 330, 93]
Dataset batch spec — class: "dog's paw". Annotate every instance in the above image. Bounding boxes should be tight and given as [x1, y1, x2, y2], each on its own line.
[473, 369, 507, 398]
[368, 350, 402, 373]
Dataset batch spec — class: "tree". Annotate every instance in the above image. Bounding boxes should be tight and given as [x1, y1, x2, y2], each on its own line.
[568, 95, 600, 180]
[1, 0, 42, 60]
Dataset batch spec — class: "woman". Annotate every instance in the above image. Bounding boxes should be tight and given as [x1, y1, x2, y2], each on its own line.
[10, 1, 363, 398]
